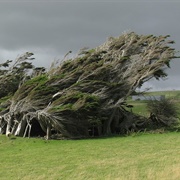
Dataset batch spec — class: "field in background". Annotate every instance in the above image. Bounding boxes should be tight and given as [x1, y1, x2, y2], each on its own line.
[127, 90, 180, 117]
[0, 132, 180, 180]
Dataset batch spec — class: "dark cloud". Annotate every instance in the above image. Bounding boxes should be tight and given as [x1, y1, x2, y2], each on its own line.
[0, 1, 180, 90]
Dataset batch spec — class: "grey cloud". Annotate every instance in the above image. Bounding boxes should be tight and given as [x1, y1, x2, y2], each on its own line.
[0, 1, 180, 90]
[0, 2, 179, 49]
[143, 74, 180, 91]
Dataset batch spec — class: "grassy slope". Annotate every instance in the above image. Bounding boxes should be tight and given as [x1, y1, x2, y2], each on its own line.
[0, 133, 180, 180]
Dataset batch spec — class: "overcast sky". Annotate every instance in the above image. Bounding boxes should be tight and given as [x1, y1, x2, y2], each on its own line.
[0, 0, 180, 91]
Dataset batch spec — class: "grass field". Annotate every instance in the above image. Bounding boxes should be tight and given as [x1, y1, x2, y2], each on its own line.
[0, 132, 180, 180]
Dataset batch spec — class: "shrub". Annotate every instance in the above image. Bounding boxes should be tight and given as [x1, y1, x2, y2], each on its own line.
[147, 98, 179, 128]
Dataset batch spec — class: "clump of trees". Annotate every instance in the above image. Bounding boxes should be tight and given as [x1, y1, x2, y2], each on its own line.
[0, 32, 179, 139]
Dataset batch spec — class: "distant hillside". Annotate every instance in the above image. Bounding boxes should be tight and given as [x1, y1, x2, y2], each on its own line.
[146, 90, 180, 100]
[128, 90, 180, 117]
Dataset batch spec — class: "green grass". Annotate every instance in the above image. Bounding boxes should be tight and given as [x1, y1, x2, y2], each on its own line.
[0, 133, 180, 180]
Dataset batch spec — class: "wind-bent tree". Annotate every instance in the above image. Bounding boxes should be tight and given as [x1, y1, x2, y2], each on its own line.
[0, 32, 179, 139]
[0, 52, 35, 98]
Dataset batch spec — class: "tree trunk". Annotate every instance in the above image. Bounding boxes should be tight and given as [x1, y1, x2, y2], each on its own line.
[46, 124, 51, 140]
[11, 121, 19, 135]
[0, 117, 6, 134]
[103, 108, 118, 134]
[14, 119, 27, 136]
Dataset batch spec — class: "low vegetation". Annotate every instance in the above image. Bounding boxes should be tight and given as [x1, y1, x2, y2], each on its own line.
[0, 132, 180, 180]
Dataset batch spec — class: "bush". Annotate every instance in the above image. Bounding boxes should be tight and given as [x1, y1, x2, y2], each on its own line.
[147, 98, 179, 128]
[147, 99, 178, 117]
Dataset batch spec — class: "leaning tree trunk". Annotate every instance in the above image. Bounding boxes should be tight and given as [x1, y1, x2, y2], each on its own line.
[3, 113, 12, 136]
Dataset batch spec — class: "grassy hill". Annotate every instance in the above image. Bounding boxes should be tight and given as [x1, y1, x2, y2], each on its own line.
[0, 132, 180, 180]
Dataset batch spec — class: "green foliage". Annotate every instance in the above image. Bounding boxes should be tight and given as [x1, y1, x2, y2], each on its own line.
[60, 60, 73, 71]
[13, 75, 48, 101]
[0, 75, 19, 98]
[0, 95, 12, 104]
[50, 91, 100, 113]
[24, 74, 48, 86]
[48, 74, 66, 81]
[0, 107, 5, 111]
[52, 103, 73, 111]
[0, 52, 36, 98]
[87, 48, 95, 53]
[0, 95, 12, 112]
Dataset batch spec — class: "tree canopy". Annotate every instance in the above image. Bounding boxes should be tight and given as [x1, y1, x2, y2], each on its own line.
[0, 32, 179, 139]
